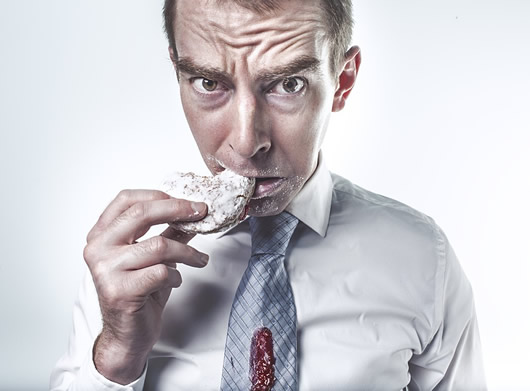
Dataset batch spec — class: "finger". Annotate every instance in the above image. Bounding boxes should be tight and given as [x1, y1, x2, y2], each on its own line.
[120, 236, 209, 270]
[87, 190, 171, 242]
[125, 264, 183, 298]
[160, 225, 196, 244]
[101, 198, 207, 245]
[151, 286, 173, 310]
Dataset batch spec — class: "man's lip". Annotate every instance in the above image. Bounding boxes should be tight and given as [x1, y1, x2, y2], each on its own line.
[252, 177, 285, 199]
[212, 167, 285, 198]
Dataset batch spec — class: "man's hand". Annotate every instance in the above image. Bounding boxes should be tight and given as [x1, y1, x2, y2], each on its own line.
[83, 189, 209, 384]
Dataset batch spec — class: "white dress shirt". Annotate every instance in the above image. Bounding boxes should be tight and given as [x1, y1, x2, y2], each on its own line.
[50, 157, 487, 390]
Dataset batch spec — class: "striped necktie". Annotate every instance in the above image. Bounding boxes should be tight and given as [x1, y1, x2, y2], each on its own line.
[220, 212, 299, 390]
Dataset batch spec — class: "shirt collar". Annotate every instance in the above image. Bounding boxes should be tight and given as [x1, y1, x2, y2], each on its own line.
[285, 153, 332, 237]
[216, 152, 333, 238]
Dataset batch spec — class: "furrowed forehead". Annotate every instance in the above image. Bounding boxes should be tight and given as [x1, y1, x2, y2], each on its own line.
[172, 0, 332, 80]
[173, 0, 326, 48]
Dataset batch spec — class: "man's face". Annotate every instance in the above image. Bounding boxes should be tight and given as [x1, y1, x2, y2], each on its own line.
[173, 0, 340, 216]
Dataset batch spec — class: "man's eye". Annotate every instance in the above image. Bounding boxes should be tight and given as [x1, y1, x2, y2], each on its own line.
[270, 77, 306, 95]
[191, 78, 219, 92]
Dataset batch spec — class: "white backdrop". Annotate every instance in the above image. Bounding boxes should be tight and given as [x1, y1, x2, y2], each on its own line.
[1, 1, 529, 390]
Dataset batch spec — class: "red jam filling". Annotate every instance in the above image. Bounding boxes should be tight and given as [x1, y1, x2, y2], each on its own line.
[239, 203, 250, 221]
[249, 327, 275, 391]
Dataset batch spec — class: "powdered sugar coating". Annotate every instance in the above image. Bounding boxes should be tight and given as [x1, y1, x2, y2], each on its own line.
[162, 169, 255, 234]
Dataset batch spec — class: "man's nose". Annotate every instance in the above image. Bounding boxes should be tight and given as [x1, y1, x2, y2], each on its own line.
[228, 90, 271, 159]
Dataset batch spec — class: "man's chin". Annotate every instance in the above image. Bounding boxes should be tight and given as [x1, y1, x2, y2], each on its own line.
[247, 197, 287, 217]
[247, 176, 307, 217]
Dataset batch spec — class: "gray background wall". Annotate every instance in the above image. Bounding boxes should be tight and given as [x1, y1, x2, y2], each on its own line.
[1, 1, 529, 390]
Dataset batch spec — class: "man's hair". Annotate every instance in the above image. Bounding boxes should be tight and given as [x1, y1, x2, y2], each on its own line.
[163, 0, 353, 76]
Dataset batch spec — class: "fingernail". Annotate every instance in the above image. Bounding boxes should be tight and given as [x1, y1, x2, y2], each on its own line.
[200, 253, 209, 266]
[191, 202, 205, 216]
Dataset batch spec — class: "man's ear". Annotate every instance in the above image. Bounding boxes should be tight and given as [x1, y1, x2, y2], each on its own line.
[332, 46, 361, 112]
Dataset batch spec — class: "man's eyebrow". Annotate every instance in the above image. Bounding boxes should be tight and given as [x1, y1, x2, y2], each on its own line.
[176, 58, 232, 84]
[176, 55, 321, 83]
[257, 56, 321, 83]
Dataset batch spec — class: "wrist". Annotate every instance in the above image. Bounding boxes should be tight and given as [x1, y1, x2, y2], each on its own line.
[93, 332, 149, 385]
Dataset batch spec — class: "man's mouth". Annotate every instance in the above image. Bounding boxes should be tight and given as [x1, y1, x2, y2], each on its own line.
[252, 177, 285, 199]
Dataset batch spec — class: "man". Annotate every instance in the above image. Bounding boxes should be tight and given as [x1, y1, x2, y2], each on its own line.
[51, 0, 487, 389]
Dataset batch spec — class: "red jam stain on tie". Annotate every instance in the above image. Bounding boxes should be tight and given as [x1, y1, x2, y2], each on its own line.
[249, 327, 275, 391]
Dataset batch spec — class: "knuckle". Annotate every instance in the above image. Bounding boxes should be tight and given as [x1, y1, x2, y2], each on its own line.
[142, 264, 168, 288]
[83, 243, 97, 265]
[86, 230, 94, 244]
[152, 190, 169, 200]
[135, 236, 168, 257]
[147, 236, 168, 255]
[116, 189, 132, 203]
[127, 202, 147, 221]
[153, 264, 169, 281]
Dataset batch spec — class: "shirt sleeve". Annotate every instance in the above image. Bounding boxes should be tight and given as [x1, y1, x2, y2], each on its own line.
[49, 271, 147, 391]
[407, 230, 487, 390]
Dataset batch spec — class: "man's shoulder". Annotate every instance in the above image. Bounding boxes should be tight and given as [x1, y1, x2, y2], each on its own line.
[329, 172, 445, 251]
[328, 173, 454, 335]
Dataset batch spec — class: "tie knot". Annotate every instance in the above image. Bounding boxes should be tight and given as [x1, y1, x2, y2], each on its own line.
[249, 211, 299, 256]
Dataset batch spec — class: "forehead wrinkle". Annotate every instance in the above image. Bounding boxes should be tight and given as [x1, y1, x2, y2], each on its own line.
[204, 6, 325, 52]
[228, 17, 321, 42]
[252, 29, 323, 61]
